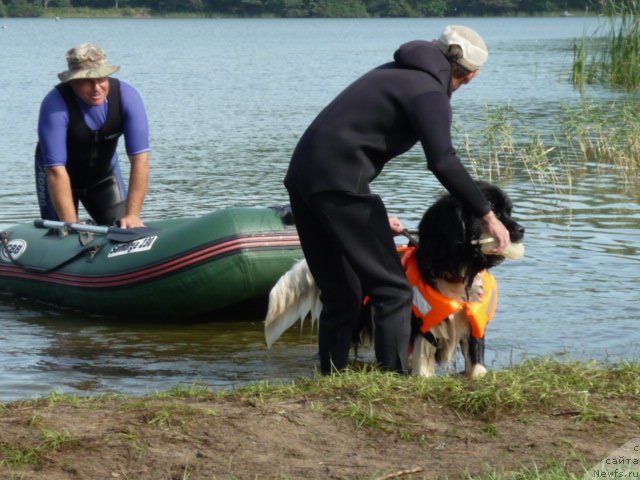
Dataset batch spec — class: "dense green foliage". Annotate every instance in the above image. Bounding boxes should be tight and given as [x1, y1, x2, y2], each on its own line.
[0, 0, 602, 18]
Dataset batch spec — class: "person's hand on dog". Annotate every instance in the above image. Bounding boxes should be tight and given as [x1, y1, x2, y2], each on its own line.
[388, 216, 404, 235]
[481, 211, 510, 253]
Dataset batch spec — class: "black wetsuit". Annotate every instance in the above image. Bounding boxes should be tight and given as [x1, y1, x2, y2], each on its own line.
[284, 41, 492, 374]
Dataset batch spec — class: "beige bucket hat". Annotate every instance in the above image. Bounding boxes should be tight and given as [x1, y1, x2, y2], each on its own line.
[437, 25, 488, 72]
[57, 43, 120, 83]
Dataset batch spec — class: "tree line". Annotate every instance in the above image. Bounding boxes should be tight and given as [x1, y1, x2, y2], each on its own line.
[1, 0, 602, 18]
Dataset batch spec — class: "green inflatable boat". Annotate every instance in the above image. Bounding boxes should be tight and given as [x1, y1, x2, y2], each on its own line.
[0, 206, 302, 319]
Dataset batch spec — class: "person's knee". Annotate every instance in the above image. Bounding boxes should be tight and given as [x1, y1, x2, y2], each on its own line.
[320, 294, 361, 325]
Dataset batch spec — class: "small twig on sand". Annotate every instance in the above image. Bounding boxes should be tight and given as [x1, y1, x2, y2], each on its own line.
[551, 409, 582, 416]
[375, 466, 424, 480]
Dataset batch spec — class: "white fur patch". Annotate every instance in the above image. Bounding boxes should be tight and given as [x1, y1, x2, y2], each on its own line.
[264, 259, 322, 348]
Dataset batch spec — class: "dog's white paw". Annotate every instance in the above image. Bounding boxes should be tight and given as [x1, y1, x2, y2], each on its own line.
[468, 364, 488, 379]
[411, 336, 437, 378]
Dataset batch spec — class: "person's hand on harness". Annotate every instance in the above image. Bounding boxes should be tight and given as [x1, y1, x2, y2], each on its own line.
[388, 216, 404, 235]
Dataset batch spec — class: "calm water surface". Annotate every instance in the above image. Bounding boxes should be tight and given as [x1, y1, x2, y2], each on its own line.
[0, 17, 638, 401]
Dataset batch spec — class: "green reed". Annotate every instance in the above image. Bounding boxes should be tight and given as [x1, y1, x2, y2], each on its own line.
[461, 102, 639, 189]
[462, 105, 571, 194]
[561, 100, 640, 179]
[572, 0, 640, 90]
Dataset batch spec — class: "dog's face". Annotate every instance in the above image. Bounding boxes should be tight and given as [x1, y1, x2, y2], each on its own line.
[416, 181, 525, 283]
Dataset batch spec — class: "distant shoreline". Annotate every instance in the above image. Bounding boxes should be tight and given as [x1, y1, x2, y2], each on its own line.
[3, 8, 596, 20]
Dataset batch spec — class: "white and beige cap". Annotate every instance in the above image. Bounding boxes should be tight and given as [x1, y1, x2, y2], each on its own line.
[58, 43, 120, 83]
[437, 25, 488, 71]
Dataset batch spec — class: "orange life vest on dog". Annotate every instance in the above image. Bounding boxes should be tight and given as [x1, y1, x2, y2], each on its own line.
[401, 247, 498, 339]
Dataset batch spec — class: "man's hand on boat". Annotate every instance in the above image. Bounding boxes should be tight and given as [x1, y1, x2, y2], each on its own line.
[119, 214, 146, 229]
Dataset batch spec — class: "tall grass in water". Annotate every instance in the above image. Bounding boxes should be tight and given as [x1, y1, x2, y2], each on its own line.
[572, 0, 640, 90]
[563, 101, 640, 177]
[462, 102, 640, 189]
[462, 105, 571, 194]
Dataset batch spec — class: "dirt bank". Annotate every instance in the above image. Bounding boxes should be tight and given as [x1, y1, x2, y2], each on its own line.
[1, 360, 638, 479]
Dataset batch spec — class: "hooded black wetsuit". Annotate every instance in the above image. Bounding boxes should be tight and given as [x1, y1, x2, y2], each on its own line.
[284, 41, 492, 374]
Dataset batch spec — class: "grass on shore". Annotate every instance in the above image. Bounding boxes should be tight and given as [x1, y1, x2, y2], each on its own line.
[236, 357, 640, 424]
[1, 357, 638, 478]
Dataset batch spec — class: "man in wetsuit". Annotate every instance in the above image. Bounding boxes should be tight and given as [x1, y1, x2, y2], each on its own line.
[284, 25, 510, 375]
[35, 43, 150, 228]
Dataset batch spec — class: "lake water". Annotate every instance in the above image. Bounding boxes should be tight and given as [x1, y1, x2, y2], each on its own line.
[0, 16, 638, 401]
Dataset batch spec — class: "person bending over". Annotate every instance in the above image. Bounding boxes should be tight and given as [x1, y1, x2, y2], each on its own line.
[284, 26, 510, 375]
[35, 43, 150, 228]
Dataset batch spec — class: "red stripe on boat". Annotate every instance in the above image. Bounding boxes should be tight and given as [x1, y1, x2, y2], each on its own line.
[0, 233, 301, 288]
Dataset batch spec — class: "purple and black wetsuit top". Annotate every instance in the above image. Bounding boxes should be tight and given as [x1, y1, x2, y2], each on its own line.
[35, 78, 150, 225]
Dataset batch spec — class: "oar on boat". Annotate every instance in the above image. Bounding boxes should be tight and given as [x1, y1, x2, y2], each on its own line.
[33, 219, 160, 243]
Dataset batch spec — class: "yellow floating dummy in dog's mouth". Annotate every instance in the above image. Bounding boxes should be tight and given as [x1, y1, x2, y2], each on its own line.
[477, 235, 525, 260]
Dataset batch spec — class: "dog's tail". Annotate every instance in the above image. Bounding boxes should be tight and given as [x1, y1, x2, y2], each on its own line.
[264, 259, 322, 348]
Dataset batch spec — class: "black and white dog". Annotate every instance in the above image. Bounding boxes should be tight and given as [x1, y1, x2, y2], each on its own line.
[265, 182, 525, 378]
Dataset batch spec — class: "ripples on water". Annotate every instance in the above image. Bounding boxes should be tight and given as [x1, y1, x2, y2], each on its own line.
[0, 17, 638, 400]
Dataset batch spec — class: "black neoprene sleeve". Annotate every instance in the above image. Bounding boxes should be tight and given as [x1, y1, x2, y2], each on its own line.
[409, 91, 491, 218]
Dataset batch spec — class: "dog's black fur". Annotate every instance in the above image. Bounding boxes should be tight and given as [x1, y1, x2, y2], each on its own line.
[417, 180, 525, 286]
[355, 181, 525, 374]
